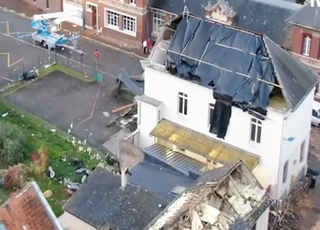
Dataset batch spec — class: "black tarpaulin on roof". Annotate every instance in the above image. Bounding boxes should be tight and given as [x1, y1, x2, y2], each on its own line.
[167, 16, 275, 112]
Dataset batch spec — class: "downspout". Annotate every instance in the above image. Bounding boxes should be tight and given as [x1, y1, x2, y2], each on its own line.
[82, 4, 86, 30]
[147, 11, 150, 39]
[276, 114, 287, 199]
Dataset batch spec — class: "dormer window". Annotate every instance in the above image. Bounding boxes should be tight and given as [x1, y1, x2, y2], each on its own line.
[302, 35, 311, 56]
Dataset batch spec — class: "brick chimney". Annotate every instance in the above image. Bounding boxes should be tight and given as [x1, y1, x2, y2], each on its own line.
[203, 0, 237, 25]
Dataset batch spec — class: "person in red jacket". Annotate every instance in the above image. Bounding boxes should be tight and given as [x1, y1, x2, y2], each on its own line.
[147, 38, 152, 54]
[94, 49, 100, 66]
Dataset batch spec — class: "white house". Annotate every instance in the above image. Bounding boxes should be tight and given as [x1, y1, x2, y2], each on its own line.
[136, 12, 319, 209]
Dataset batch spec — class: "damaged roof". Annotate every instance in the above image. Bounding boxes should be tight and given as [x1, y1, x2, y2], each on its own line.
[145, 161, 272, 230]
[149, 0, 301, 45]
[286, 2, 320, 31]
[0, 182, 61, 230]
[64, 167, 168, 230]
[165, 15, 318, 111]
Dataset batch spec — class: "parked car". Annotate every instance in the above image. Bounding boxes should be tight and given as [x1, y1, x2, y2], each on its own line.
[312, 101, 320, 127]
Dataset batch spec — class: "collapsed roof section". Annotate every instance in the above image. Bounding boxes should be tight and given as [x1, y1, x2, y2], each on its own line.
[145, 161, 272, 230]
[163, 14, 318, 114]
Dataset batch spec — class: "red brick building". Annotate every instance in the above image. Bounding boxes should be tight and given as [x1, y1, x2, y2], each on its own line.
[83, 0, 149, 48]
[287, 3, 320, 98]
[22, 0, 301, 50]
[23, 0, 63, 12]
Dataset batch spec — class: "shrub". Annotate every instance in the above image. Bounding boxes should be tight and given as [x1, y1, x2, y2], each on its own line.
[0, 121, 27, 165]
[29, 145, 49, 178]
[3, 164, 27, 189]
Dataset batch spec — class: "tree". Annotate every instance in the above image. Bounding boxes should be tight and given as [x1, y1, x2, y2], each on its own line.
[0, 122, 27, 165]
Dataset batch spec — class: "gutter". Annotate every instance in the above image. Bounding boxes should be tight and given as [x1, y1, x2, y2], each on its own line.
[32, 181, 64, 230]
[148, 7, 177, 16]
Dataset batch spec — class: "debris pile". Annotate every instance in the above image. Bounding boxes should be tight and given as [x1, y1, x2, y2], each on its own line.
[165, 165, 271, 230]
[107, 103, 137, 131]
[268, 177, 309, 230]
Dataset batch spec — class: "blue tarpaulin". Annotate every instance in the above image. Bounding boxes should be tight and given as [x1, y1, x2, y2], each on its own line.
[167, 16, 275, 112]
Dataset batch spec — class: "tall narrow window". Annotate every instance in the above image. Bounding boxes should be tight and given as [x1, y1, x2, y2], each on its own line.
[300, 140, 306, 162]
[178, 92, 188, 115]
[302, 36, 311, 56]
[250, 118, 262, 144]
[283, 160, 289, 184]
[123, 15, 136, 34]
[208, 103, 215, 125]
[46, 0, 49, 8]
[153, 11, 165, 33]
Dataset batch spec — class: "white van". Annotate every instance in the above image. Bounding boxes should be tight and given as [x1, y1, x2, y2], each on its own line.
[312, 101, 320, 127]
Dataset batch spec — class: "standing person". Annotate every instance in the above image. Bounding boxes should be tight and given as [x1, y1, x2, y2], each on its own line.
[142, 39, 147, 54]
[94, 49, 100, 66]
[147, 38, 152, 54]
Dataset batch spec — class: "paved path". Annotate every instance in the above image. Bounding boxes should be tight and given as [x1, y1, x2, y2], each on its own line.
[0, 8, 143, 80]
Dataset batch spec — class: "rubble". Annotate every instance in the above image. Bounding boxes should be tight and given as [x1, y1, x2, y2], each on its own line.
[154, 162, 271, 230]
[268, 177, 309, 230]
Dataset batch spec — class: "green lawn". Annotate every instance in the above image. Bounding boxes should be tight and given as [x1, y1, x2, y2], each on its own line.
[0, 65, 104, 216]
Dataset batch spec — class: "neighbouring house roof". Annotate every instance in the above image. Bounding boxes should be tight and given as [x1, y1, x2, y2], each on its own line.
[145, 161, 272, 230]
[150, 119, 260, 170]
[63, 167, 168, 230]
[0, 182, 62, 230]
[313, 219, 320, 230]
[128, 161, 194, 202]
[149, 0, 301, 45]
[286, 2, 320, 31]
[161, 15, 318, 112]
[143, 144, 207, 178]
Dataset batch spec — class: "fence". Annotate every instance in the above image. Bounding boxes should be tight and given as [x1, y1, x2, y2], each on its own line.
[5, 51, 105, 83]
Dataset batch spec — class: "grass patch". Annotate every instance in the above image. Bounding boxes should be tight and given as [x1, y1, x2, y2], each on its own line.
[0, 66, 104, 216]
[0, 100, 103, 215]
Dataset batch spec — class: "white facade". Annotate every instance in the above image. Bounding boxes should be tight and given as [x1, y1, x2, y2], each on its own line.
[137, 66, 312, 200]
[63, 0, 83, 26]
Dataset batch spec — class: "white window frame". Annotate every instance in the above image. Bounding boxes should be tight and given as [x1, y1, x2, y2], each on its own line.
[250, 118, 262, 144]
[130, 0, 136, 5]
[302, 36, 311, 56]
[178, 92, 188, 116]
[282, 160, 289, 184]
[153, 10, 165, 34]
[104, 8, 137, 37]
[105, 10, 120, 29]
[86, 2, 96, 13]
[208, 103, 215, 126]
[123, 15, 136, 36]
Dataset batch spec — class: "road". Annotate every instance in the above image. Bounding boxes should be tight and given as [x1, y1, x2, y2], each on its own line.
[0, 8, 143, 85]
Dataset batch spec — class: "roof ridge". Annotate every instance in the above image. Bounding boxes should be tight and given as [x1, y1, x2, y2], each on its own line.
[286, 1, 311, 23]
[250, 0, 302, 11]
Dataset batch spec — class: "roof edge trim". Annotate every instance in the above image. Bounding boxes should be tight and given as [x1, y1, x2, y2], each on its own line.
[32, 181, 64, 230]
